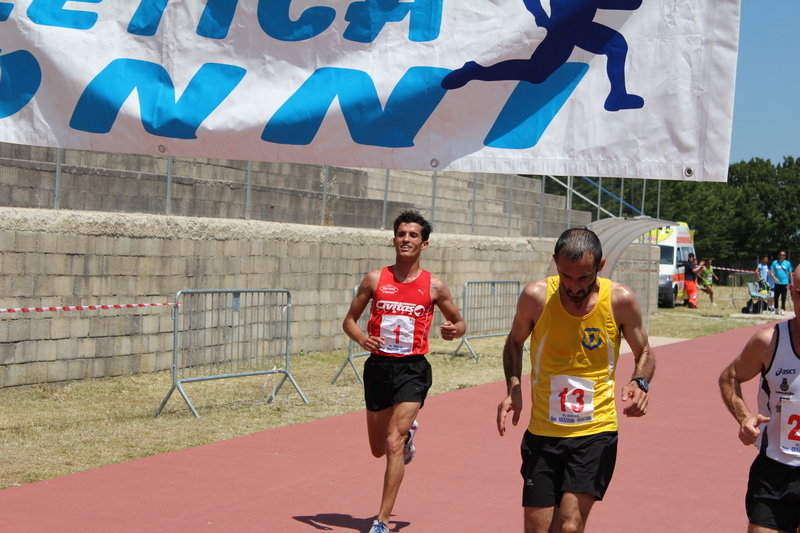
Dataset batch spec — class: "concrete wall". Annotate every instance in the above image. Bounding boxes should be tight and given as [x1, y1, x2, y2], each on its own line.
[0, 143, 591, 238]
[0, 207, 657, 388]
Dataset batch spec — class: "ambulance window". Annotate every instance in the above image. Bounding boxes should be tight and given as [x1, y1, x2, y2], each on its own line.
[659, 245, 674, 265]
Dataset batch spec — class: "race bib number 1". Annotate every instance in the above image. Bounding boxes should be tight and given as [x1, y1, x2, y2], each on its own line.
[379, 315, 414, 354]
[779, 398, 800, 456]
[549, 375, 595, 425]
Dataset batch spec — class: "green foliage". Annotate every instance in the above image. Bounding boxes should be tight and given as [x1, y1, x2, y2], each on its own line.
[656, 156, 800, 263]
[527, 157, 800, 263]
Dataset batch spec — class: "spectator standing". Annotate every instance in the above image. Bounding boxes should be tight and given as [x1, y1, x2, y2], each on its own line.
[756, 256, 775, 312]
[770, 251, 792, 315]
[684, 253, 703, 309]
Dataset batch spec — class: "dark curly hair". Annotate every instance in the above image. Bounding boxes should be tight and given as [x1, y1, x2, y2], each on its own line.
[393, 210, 433, 242]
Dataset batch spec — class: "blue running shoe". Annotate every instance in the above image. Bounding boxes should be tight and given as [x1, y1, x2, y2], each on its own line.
[370, 519, 389, 533]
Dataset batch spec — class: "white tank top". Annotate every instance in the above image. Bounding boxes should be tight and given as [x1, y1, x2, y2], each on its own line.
[756, 320, 800, 466]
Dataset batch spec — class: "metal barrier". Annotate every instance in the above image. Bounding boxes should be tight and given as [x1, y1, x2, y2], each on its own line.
[452, 280, 522, 362]
[156, 289, 308, 418]
[726, 273, 756, 309]
[332, 286, 370, 385]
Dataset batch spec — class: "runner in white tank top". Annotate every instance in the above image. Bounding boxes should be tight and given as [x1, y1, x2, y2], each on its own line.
[720, 264, 800, 532]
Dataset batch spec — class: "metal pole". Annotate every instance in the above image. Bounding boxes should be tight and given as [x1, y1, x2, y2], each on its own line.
[320, 165, 329, 225]
[54, 148, 62, 209]
[507, 174, 514, 235]
[640, 178, 647, 216]
[381, 169, 389, 230]
[596, 176, 602, 221]
[431, 171, 437, 225]
[619, 178, 624, 217]
[645, 240, 654, 331]
[539, 175, 545, 238]
[245, 161, 253, 220]
[471, 172, 477, 234]
[166, 156, 173, 215]
[567, 176, 573, 229]
[657, 179, 662, 220]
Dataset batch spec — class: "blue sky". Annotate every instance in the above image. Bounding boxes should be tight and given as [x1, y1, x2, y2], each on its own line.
[729, 1, 799, 164]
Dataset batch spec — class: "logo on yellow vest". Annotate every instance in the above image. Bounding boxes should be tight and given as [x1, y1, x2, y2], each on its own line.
[580, 328, 602, 350]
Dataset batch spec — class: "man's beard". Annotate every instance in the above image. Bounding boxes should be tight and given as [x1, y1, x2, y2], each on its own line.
[564, 279, 596, 304]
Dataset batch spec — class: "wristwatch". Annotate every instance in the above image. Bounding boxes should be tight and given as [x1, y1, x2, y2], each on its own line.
[630, 377, 649, 393]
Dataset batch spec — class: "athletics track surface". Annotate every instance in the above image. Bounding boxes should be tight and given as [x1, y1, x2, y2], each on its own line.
[0, 322, 774, 532]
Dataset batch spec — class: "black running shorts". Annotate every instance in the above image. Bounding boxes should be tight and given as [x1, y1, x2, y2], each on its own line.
[520, 430, 618, 507]
[363, 354, 432, 412]
[746, 453, 800, 532]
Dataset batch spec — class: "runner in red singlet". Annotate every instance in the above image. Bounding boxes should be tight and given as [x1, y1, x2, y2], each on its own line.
[343, 210, 465, 533]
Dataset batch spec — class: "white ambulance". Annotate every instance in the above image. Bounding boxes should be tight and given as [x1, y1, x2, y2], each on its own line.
[656, 222, 696, 308]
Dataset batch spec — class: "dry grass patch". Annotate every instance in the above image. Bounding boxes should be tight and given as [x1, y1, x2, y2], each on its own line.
[0, 336, 516, 489]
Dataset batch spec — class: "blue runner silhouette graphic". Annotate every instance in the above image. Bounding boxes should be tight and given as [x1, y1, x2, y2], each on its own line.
[441, 0, 644, 112]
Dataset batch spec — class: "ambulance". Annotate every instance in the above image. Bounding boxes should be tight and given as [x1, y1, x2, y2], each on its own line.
[656, 222, 696, 308]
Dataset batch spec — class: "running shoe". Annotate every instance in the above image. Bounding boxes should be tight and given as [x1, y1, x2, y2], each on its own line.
[403, 420, 418, 465]
[370, 520, 390, 533]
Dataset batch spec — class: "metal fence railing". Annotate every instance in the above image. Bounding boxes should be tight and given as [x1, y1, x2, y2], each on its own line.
[155, 289, 308, 418]
[726, 273, 757, 310]
[452, 280, 522, 362]
[332, 286, 370, 385]
[1, 142, 642, 239]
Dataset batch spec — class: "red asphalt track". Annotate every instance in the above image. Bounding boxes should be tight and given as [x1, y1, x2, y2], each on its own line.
[0, 323, 771, 532]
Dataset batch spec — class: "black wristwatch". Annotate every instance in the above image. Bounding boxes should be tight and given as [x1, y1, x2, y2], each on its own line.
[630, 377, 649, 393]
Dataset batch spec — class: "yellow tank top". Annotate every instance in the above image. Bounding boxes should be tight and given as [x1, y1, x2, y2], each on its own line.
[528, 276, 621, 437]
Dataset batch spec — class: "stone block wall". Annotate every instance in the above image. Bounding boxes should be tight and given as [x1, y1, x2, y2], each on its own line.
[0, 208, 656, 388]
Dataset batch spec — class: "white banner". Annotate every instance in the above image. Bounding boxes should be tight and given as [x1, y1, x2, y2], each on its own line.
[0, 0, 739, 181]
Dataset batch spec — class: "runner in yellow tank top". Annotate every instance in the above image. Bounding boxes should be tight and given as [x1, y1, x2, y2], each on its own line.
[497, 227, 656, 533]
[528, 275, 620, 437]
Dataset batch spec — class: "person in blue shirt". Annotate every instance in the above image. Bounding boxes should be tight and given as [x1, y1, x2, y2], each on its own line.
[755, 256, 774, 312]
[769, 251, 792, 315]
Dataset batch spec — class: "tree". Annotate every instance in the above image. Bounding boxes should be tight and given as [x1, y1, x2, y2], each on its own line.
[656, 157, 800, 263]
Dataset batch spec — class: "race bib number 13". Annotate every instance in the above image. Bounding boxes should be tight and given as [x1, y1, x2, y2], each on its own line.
[779, 399, 800, 456]
[549, 375, 595, 425]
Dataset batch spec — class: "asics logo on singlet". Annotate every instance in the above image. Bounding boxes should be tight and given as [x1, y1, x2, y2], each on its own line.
[775, 368, 797, 376]
[375, 300, 426, 317]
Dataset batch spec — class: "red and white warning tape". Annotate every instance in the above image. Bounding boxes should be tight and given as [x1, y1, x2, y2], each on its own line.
[0, 303, 180, 313]
[712, 267, 757, 274]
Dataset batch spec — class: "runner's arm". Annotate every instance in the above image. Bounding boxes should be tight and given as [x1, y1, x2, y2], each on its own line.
[719, 327, 775, 446]
[613, 283, 655, 417]
[342, 270, 384, 353]
[431, 276, 466, 341]
[497, 281, 544, 436]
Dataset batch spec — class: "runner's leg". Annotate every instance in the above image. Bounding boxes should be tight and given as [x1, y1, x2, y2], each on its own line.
[377, 401, 420, 523]
[555, 492, 596, 533]
[524, 506, 556, 533]
[366, 407, 393, 458]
